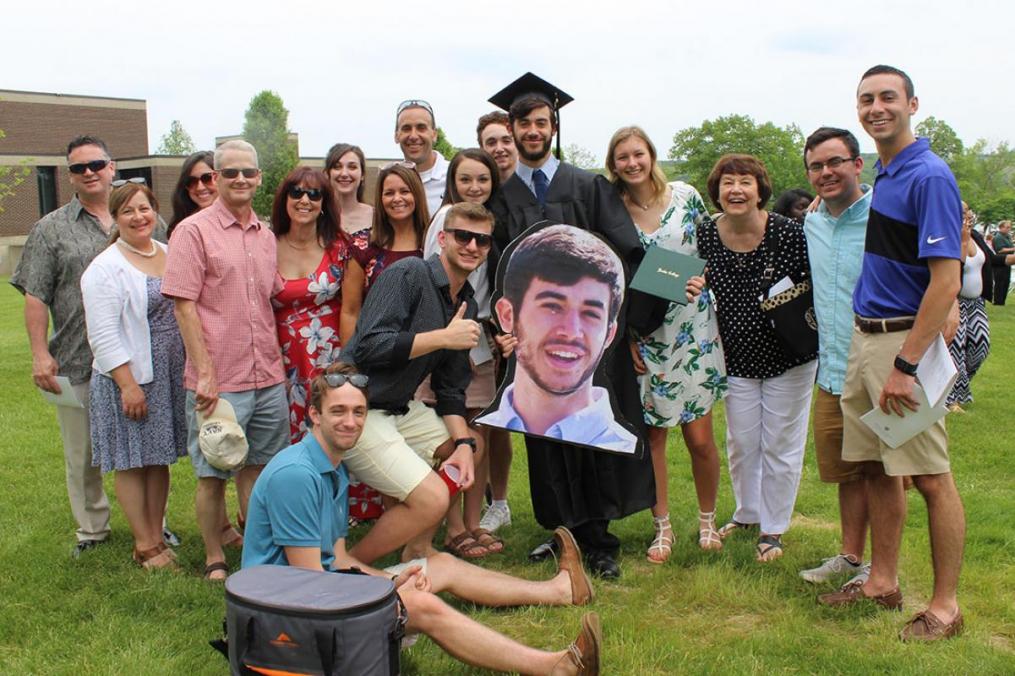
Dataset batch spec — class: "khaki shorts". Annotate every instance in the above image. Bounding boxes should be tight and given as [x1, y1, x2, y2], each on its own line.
[341, 400, 450, 501]
[840, 327, 950, 476]
[812, 388, 863, 484]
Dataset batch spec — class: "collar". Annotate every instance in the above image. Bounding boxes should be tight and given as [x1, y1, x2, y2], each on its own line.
[816, 183, 873, 220]
[515, 153, 559, 183]
[207, 196, 262, 231]
[545, 386, 616, 438]
[69, 195, 108, 225]
[875, 137, 930, 178]
[426, 253, 475, 302]
[299, 432, 340, 475]
[418, 152, 448, 181]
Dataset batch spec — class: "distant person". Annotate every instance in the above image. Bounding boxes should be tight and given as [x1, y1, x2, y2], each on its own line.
[324, 142, 373, 245]
[168, 151, 217, 239]
[991, 219, 1014, 305]
[477, 111, 518, 183]
[772, 188, 814, 222]
[395, 99, 447, 214]
[12, 135, 166, 557]
[81, 181, 184, 571]
[162, 139, 290, 581]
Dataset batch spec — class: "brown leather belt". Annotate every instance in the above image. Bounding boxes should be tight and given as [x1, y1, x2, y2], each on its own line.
[854, 315, 916, 333]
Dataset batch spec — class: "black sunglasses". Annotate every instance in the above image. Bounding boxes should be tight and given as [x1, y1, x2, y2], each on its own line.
[185, 172, 215, 189]
[445, 228, 492, 248]
[218, 167, 259, 179]
[112, 177, 146, 187]
[68, 160, 110, 175]
[288, 186, 324, 202]
[323, 373, 369, 389]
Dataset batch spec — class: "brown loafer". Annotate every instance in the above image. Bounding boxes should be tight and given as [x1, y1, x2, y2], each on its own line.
[900, 609, 963, 642]
[554, 527, 594, 606]
[555, 612, 601, 675]
[817, 579, 903, 610]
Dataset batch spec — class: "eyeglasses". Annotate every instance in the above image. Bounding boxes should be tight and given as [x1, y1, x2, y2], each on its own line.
[185, 172, 215, 189]
[218, 167, 259, 179]
[806, 156, 856, 173]
[68, 160, 110, 174]
[288, 186, 324, 202]
[445, 228, 493, 249]
[396, 99, 435, 124]
[381, 160, 415, 171]
[322, 373, 369, 389]
[112, 177, 146, 187]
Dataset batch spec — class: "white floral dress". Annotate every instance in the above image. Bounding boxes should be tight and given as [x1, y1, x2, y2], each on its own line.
[635, 182, 727, 427]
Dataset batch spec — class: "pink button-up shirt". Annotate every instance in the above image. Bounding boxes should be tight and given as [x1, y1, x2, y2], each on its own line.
[162, 198, 285, 392]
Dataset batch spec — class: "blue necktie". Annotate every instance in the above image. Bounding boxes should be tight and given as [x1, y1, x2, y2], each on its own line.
[532, 169, 549, 207]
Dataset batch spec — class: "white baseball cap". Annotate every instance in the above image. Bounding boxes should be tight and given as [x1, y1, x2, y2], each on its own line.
[197, 398, 249, 471]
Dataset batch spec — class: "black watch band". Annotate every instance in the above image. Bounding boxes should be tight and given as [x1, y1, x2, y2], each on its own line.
[893, 355, 919, 377]
[454, 437, 478, 452]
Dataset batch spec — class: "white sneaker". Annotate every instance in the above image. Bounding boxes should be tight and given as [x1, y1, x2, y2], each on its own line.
[479, 503, 512, 533]
[799, 554, 863, 583]
[843, 562, 871, 588]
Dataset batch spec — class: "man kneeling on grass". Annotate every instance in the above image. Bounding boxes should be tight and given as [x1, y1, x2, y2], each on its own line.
[241, 363, 602, 675]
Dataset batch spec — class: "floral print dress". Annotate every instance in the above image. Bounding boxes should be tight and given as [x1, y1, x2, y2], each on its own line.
[635, 182, 728, 428]
[273, 242, 348, 441]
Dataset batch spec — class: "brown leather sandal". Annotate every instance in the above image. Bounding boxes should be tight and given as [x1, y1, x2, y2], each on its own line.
[221, 524, 244, 549]
[445, 531, 489, 559]
[133, 544, 180, 571]
[203, 561, 230, 581]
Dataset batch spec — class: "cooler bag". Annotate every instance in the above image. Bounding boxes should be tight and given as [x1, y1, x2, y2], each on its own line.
[225, 565, 405, 675]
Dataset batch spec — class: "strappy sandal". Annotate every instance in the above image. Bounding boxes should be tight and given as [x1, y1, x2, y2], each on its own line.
[133, 544, 180, 572]
[646, 514, 674, 564]
[717, 519, 758, 539]
[221, 524, 244, 549]
[445, 531, 489, 559]
[698, 510, 723, 551]
[756, 534, 784, 562]
[203, 561, 230, 581]
[471, 528, 504, 554]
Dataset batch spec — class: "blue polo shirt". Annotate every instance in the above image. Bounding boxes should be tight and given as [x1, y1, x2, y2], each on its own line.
[805, 185, 871, 394]
[241, 433, 349, 570]
[852, 138, 961, 319]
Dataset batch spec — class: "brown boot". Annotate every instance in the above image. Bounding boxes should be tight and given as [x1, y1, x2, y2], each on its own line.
[817, 579, 902, 610]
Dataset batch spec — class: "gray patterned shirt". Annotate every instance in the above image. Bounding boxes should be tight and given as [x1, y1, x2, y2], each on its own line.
[11, 196, 167, 385]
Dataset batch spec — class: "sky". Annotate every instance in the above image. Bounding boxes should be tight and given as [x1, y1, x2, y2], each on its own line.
[4, 0, 1013, 165]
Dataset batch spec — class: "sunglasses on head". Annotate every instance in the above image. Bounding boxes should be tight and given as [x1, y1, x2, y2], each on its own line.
[288, 186, 324, 202]
[445, 228, 493, 248]
[218, 167, 259, 179]
[112, 177, 146, 187]
[185, 172, 215, 189]
[322, 373, 369, 389]
[396, 99, 434, 121]
[68, 159, 110, 175]
[381, 160, 415, 171]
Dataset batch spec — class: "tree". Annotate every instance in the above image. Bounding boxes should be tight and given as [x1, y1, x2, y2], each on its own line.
[156, 120, 196, 155]
[915, 116, 963, 164]
[951, 139, 1015, 219]
[668, 115, 807, 206]
[434, 127, 457, 161]
[563, 143, 598, 170]
[0, 128, 30, 214]
[242, 91, 298, 218]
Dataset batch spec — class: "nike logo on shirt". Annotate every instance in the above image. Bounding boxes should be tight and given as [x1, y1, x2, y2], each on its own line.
[926, 235, 947, 244]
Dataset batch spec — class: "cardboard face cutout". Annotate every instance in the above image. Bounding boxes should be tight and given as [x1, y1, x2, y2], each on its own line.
[475, 222, 642, 457]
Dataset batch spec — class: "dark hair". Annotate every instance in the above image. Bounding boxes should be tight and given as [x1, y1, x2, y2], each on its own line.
[860, 64, 915, 99]
[66, 135, 110, 159]
[371, 164, 429, 249]
[443, 148, 501, 207]
[271, 167, 343, 249]
[508, 96, 557, 131]
[309, 363, 366, 413]
[803, 127, 861, 164]
[772, 189, 814, 219]
[445, 202, 495, 232]
[169, 151, 216, 237]
[503, 224, 624, 323]
[476, 111, 510, 145]
[108, 183, 158, 244]
[706, 154, 773, 210]
[324, 143, 368, 203]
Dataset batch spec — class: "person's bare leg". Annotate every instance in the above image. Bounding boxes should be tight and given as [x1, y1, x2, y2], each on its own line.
[648, 426, 670, 518]
[487, 428, 512, 501]
[403, 590, 571, 675]
[861, 464, 905, 595]
[425, 552, 572, 606]
[839, 478, 869, 561]
[463, 424, 488, 532]
[115, 468, 160, 551]
[682, 413, 720, 513]
[350, 472, 449, 565]
[144, 466, 170, 547]
[235, 465, 263, 518]
[196, 477, 227, 573]
[912, 472, 965, 621]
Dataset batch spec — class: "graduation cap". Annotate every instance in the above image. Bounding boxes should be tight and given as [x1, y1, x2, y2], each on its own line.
[489, 72, 573, 160]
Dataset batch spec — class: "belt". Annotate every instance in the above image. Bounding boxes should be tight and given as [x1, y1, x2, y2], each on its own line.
[854, 315, 916, 333]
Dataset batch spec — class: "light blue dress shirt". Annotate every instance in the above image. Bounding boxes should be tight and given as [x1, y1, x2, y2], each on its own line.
[514, 154, 560, 199]
[803, 185, 872, 394]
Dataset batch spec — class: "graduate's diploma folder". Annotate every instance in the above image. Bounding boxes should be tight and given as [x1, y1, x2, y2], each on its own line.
[630, 246, 706, 305]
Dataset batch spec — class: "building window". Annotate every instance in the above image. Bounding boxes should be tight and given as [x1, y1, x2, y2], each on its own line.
[117, 167, 152, 186]
[36, 167, 57, 217]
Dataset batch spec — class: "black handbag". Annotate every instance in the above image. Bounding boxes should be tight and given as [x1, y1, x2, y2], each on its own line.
[759, 227, 818, 360]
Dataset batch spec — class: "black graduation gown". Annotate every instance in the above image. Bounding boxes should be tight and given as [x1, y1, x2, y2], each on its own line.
[489, 162, 657, 531]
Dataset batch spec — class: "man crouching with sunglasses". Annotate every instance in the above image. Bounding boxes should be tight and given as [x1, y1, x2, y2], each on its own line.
[337, 202, 501, 564]
[242, 362, 602, 674]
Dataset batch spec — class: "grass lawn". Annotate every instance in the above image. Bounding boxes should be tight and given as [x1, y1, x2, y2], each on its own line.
[0, 280, 1013, 675]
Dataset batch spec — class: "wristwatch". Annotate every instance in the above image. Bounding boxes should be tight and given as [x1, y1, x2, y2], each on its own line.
[893, 355, 919, 377]
[454, 437, 478, 453]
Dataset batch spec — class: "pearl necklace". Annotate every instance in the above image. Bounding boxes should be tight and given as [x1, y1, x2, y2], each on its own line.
[116, 238, 158, 258]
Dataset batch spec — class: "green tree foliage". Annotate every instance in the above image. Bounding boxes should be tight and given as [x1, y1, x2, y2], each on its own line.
[563, 143, 598, 170]
[242, 91, 298, 218]
[952, 140, 1015, 220]
[0, 128, 30, 214]
[434, 127, 457, 161]
[916, 116, 964, 163]
[156, 120, 196, 155]
[668, 115, 806, 207]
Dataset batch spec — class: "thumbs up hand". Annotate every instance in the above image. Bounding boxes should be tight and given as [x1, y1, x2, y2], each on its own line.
[443, 303, 481, 350]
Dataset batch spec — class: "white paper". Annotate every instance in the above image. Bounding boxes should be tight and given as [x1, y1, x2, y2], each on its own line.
[39, 376, 84, 408]
[916, 334, 958, 408]
[470, 334, 494, 365]
[860, 383, 948, 449]
[760, 275, 794, 302]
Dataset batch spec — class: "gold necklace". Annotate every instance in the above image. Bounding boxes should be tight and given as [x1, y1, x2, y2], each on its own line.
[284, 235, 319, 251]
